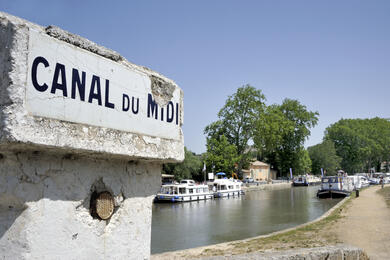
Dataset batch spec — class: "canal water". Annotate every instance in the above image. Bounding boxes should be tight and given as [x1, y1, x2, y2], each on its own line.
[151, 185, 340, 254]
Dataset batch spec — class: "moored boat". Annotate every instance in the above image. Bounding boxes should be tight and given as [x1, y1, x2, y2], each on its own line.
[293, 175, 307, 186]
[155, 179, 213, 202]
[317, 176, 354, 198]
[293, 174, 321, 186]
[349, 175, 370, 189]
[208, 172, 242, 198]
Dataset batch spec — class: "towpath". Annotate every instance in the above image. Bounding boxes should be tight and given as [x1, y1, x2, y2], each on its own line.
[334, 185, 390, 259]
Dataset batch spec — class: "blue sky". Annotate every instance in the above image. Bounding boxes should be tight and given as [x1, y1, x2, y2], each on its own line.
[2, 1, 389, 154]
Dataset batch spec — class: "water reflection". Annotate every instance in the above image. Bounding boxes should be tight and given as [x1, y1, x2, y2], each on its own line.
[151, 185, 340, 254]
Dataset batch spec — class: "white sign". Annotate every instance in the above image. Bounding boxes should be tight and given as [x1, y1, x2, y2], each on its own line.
[26, 30, 181, 140]
[208, 172, 214, 180]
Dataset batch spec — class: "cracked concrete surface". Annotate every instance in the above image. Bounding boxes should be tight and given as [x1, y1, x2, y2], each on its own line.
[45, 25, 123, 62]
[0, 150, 161, 259]
[150, 75, 176, 106]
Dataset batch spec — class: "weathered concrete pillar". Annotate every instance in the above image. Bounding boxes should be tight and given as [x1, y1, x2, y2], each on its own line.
[0, 12, 184, 259]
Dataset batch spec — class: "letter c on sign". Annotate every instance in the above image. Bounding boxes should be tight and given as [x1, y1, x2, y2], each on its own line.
[31, 56, 49, 92]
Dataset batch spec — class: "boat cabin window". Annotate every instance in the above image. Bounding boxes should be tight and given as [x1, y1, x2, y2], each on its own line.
[180, 180, 195, 185]
[189, 189, 193, 194]
[228, 185, 233, 189]
[161, 186, 176, 194]
[330, 178, 340, 183]
[179, 188, 186, 194]
[203, 188, 208, 193]
[322, 178, 339, 183]
[221, 185, 227, 190]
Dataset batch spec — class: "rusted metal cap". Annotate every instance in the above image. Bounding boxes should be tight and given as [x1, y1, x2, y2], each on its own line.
[95, 191, 114, 220]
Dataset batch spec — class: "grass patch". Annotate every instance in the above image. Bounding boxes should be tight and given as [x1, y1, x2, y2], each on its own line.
[377, 186, 390, 207]
[199, 196, 354, 257]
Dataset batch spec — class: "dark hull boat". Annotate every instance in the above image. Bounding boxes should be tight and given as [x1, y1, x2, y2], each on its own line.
[317, 176, 354, 199]
[317, 189, 351, 198]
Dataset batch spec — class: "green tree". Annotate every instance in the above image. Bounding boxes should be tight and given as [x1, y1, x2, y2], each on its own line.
[162, 147, 203, 181]
[296, 148, 312, 174]
[325, 118, 390, 173]
[204, 135, 239, 176]
[254, 99, 319, 176]
[253, 104, 293, 166]
[308, 140, 341, 175]
[204, 84, 266, 173]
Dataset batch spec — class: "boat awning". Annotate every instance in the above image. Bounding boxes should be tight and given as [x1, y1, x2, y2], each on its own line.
[216, 172, 226, 176]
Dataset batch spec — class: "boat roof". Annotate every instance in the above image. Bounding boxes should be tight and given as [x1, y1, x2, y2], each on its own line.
[180, 179, 195, 183]
[161, 183, 208, 188]
[210, 179, 242, 184]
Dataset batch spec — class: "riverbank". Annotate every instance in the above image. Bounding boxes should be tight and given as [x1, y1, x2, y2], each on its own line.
[152, 185, 389, 259]
[194, 245, 367, 260]
[242, 182, 291, 192]
[151, 185, 337, 254]
[152, 191, 351, 259]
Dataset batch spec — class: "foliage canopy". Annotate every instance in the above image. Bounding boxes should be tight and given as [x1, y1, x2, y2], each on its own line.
[204, 85, 266, 175]
[325, 118, 390, 173]
[308, 140, 342, 175]
[254, 99, 319, 175]
[205, 85, 318, 177]
[162, 147, 203, 181]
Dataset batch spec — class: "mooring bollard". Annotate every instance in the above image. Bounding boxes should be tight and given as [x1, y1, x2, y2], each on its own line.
[0, 12, 184, 259]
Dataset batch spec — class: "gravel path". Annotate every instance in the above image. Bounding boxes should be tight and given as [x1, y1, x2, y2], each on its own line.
[334, 185, 390, 259]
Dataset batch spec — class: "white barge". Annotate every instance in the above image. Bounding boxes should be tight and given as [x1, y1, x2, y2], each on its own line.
[208, 172, 243, 198]
[155, 180, 213, 202]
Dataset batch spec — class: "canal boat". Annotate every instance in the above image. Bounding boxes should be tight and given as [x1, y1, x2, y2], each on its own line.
[317, 176, 354, 198]
[369, 173, 390, 185]
[293, 174, 321, 186]
[349, 175, 370, 189]
[155, 179, 214, 202]
[208, 172, 243, 198]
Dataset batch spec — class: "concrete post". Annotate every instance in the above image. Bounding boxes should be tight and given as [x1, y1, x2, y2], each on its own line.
[0, 12, 184, 259]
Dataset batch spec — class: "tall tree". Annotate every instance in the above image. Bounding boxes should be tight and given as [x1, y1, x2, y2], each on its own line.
[296, 148, 312, 174]
[325, 118, 390, 173]
[308, 140, 341, 175]
[204, 135, 239, 176]
[204, 85, 266, 173]
[254, 99, 319, 176]
[253, 104, 293, 167]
